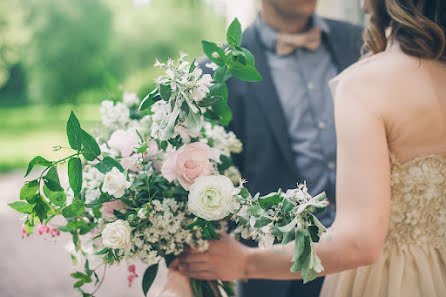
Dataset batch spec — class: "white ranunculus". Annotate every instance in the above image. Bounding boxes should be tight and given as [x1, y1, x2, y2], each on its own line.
[102, 220, 131, 250]
[102, 167, 131, 198]
[188, 175, 235, 221]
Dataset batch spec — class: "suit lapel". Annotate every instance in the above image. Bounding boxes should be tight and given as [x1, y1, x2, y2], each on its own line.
[323, 20, 362, 72]
[244, 27, 299, 177]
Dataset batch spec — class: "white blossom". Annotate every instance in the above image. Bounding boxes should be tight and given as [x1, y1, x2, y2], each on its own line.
[102, 167, 131, 198]
[102, 220, 132, 250]
[188, 175, 235, 221]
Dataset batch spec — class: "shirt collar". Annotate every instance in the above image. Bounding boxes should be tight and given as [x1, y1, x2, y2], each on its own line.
[255, 14, 330, 52]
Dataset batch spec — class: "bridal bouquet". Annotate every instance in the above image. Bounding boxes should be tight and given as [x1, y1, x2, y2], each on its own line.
[9, 18, 328, 297]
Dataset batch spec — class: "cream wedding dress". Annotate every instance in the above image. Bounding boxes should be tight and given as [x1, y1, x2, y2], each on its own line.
[321, 153, 446, 296]
[321, 46, 446, 297]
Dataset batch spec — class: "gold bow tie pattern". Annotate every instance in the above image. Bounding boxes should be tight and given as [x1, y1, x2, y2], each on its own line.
[276, 27, 322, 56]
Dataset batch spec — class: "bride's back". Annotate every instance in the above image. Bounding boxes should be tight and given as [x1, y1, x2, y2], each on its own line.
[339, 48, 446, 162]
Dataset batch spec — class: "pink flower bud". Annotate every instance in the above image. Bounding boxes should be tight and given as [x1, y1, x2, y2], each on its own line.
[21, 224, 29, 238]
[38, 224, 50, 235]
[127, 274, 136, 287]
[51, 228, 61, 238]
[128, 265, 136, 273]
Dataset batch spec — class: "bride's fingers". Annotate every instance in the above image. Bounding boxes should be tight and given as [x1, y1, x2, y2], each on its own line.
[180, 253, 209, 264]
[178, 266, 218, 280]
[168, 258, 181, 270]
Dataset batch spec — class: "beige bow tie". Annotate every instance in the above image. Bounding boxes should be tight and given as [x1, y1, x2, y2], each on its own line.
[276, 27, 322, 56]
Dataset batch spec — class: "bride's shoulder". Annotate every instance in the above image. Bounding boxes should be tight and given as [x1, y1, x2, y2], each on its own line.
[331, 51, 419, 104]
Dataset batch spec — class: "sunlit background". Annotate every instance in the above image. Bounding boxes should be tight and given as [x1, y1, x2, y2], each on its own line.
[0, 0, 362, 296]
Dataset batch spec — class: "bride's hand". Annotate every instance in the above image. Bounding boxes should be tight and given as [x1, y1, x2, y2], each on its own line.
[176, 233, 251, 281]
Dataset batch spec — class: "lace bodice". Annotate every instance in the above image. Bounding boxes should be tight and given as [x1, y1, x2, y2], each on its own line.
[385, 154, 446, 248]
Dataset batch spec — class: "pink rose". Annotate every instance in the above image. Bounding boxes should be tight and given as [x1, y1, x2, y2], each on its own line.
[143, 141, 159, 161]
[108, 129, 139, 158]
[102, 200, 128, 216]
[120, 155, 141, 173]
[161, 142, 220, 190]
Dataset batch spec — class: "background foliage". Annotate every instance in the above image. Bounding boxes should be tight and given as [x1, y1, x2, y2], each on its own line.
[0, 0, 225, 172]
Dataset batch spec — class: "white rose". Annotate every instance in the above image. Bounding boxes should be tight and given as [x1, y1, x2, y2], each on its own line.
[102, 220, 131, 250]
[102, 167, 131, 198]
[188, 175, 235, 221]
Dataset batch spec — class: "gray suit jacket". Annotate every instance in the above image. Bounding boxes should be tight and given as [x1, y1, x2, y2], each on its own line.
[201, 18, 364, 297]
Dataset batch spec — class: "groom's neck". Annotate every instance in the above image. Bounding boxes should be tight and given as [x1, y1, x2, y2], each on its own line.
[260, 1, 312, 33]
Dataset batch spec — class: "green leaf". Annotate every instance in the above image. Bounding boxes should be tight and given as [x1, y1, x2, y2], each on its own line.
[81, 129, 101, 160]
[24, 219, 34, 234]
[254, 216, 272, 228]
[277, 218, 297, 233]
[213, 66, 231, 83]
[95, 156, 124, 174]
[62, 200, 85, 218]
[281, 199, 295, 212]
[43, 185, 66, 207]
[209, 83, 228, 101]
[211, 100, 232, 126]
[95, 248, 109, 255]
[27, 193, 39, 204]
[34, 196, 51, 223]
[201, 40, 226, 66]
[218, 154, 232, 171]
[189, 58, 197, 73]
[159, 84, 172, 101]
[258, 193, 283, 209]
[25, 156, 52, 177]
[241, 48, 256, 66]
[142, 264, 159, 296]
[43, 166, 64, 192]
[68, 158, 83, 197]
[239, 187, 250, 199]
[139, 89, 160, 111]
[20, 180, 39, 201]
[247, 205, 268, 217]
[282, 230, 294, 244]
[67, 112, 82, 151]
[8, 201, 33, 214]
[198, 96, 223, 107]
[187, 110, 202, 135]
[227, 18, 242, 47]
[229, 63, 262, 82]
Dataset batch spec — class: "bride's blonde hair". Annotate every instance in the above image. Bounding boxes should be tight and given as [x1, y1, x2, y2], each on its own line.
[363, 0, 446, 62]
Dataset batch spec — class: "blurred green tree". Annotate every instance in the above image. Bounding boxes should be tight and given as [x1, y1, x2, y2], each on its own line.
[23, 0, 113, 104]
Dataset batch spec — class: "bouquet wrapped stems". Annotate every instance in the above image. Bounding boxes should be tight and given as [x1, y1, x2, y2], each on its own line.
[190, 280, 235, 297]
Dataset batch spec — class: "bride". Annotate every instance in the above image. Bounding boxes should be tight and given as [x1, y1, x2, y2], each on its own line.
[176, 0, 446, 296]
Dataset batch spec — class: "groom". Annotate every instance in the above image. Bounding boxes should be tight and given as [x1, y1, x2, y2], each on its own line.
[201, 0, 363, 297]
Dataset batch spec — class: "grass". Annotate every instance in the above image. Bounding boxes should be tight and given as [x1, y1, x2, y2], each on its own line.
[0, 104, 100, 173]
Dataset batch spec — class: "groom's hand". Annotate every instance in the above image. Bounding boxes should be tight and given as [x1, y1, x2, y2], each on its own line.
[176, 232, 251, 281]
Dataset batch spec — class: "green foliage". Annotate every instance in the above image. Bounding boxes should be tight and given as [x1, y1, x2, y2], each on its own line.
[20, 180, 39, 200]
[95, 156, 124, 174]
[25, 156, 52, 177]
[226, 18, 242, 48]
[62, 200, 85, 218]
[67, 112, 83, 151]
[8, 201, 33, 214]
[81, 129, 101, 161]
[142, 264, 159, 296]
[68, 158, 83, 197]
